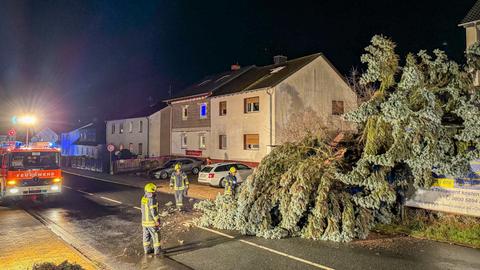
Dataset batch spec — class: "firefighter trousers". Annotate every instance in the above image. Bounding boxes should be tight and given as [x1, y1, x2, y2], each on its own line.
[174, 190, 184, 209]
[143, 226, 161, 254]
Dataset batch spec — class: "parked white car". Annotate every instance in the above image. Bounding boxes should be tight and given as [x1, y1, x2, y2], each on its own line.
[198, 162, 253, 187]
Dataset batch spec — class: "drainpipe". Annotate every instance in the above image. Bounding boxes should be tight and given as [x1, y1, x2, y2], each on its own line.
[266, 88, 274, 152]
[146, 117, 150, 157]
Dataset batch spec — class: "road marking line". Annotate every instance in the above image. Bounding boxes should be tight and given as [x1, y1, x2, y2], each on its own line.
[78, 190, 94, 196]
[99, 196, 122, 204]
[238, 239, 334, 270]
[196, 226, 235, 239]
[63, 185, 72, 189]
[133, 206, 142, 210]
[195, 226, 333, 270]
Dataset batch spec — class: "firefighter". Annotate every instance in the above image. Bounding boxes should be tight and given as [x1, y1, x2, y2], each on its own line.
[170, 163, 189, 210]
[224, 166, 238, 196]
[141, 183, 162, 255]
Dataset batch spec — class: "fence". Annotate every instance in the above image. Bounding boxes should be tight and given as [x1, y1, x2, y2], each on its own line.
[113, 156, 170, 174]
[62, 156, 104, 172]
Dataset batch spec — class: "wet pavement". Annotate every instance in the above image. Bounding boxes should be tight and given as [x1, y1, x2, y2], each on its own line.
[3, 173, 479, 270]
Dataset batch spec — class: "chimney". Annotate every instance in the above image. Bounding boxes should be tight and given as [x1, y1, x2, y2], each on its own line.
[273, 55, 287, 65]
[231, 63, 241, 71]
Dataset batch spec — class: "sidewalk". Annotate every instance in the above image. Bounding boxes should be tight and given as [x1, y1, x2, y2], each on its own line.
[0, 207, 97, 270]
[63, 168, 221, 200]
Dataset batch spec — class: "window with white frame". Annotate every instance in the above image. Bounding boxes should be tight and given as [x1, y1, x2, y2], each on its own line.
[244, 134, 259, 150]
[244, 96, 260, 113]
[119, 123, 124, 134]
[219, 135, 227, 149]
[182, 105, 188, 120]
[181, 133, 188, 148]
[128, 121, 133, 133]
[111, 123, 115, 134]
[199, 134, 206, 149]
[129, 143, 133, 152]
[200, 103, 208, 119]
[139, 121, 143, 133]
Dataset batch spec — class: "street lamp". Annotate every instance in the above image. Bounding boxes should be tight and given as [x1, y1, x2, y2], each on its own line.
[17, 115, 37, 146]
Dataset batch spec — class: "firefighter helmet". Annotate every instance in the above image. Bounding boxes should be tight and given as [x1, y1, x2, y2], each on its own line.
[174, 163, 181, 171]
[229, 167, 237, 174]
[144, 183, 157, 193]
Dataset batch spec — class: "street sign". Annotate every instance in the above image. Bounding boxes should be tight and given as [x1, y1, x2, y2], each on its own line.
[8, 128, 16, 137]
[107, 144, 115, 152]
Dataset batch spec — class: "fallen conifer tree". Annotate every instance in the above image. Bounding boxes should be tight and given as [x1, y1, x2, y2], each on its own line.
[195, 35, 480, 242]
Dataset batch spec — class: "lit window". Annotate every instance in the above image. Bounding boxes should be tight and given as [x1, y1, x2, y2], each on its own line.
[244, 134, 259, 150]
[181, 134, 188, 148]
[332, 100, 344, 115]
[138, 143, 143, 155]
[219, 101, 227, 116]
[111, 124, 115, 134]
[119, 123, 124, 134]
[182, 105, 188, 120]
[200, 103, 208, 119]
[219, 135, 227, 150]
[139, 121, 143, 133]
[244, 97, 260, 113]
[199, 134, 206, 149]
[129, 121, 133, 133]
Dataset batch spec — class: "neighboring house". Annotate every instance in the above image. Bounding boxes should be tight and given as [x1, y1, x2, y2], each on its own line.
[106, 102, 170, 158]
[60, 122, 106, 172]
[459, 0, 480, 85]
[164, 66, 254, 159]
[209, 54, 357, 164]
[31, 127, 59, 143]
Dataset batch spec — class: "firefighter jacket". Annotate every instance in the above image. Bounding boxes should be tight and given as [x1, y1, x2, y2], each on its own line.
[170, 172, 189, 190]
[224, 174, 238, 195]
[141, 195, 160, 227]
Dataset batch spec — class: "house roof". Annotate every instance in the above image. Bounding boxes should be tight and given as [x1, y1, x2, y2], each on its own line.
[459, 0, 480, 26]
[164, 66, 254, 102]
[211, 53, 322, 97]
[107, 102, 167, 121]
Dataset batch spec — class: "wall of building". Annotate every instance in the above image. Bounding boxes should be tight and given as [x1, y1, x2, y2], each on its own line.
[274, 56, 357, 144]
[171, 98, 211, 129]
[465, 25, 480, 86]
[171, 128, 210, 157]
[106, 117, 149, 157]
[148, 107, 171, 157]
[210, 90, 271, 163]
[466, 25, 479, 48]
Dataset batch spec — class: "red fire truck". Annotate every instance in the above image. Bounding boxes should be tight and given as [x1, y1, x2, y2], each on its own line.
[0, 142, 62, 200]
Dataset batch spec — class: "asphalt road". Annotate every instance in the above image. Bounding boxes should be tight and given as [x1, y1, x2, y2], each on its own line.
[7, 173, 480, 270]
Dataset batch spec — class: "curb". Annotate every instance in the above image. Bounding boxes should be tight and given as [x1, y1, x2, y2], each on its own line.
[63, 170, 212, 200]
[63, 170, 144, 189]
[25, 209, 110, 270]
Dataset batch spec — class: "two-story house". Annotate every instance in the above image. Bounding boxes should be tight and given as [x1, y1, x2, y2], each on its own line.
[106, 102, 170, 158]
[459, 0, 480, 85]
[165, 66, 253, 158]
[208, 53, 357, 164]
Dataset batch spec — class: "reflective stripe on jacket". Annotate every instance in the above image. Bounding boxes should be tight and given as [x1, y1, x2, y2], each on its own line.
[141, 195, 160, 227]
[170, 172, 189, 190]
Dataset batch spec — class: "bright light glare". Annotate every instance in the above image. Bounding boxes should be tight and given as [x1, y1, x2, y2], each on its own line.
[7, 180, 16, 185]
[9, 188, 19, 194]
[17, 115, 37, 125]
[51, 185, 59, 191]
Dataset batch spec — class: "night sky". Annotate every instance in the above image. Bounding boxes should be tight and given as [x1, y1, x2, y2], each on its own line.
[0, 0, 475, 133]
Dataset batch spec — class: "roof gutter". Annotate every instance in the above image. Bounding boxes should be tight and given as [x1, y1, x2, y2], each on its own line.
[163, 92, 212, 104]
[458, 20, 480, 27]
